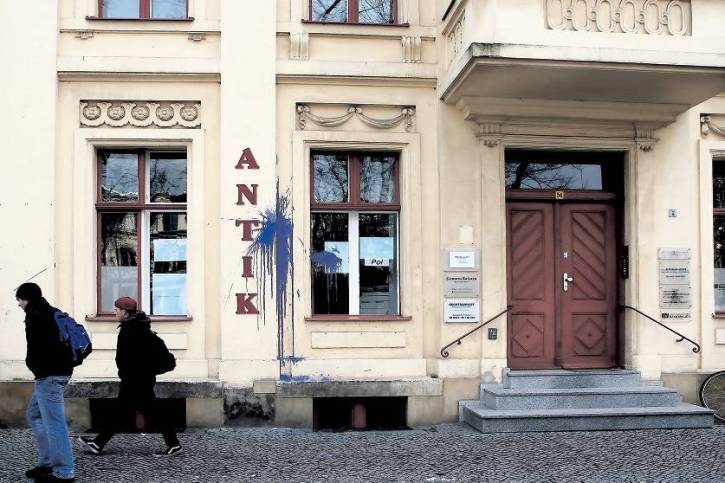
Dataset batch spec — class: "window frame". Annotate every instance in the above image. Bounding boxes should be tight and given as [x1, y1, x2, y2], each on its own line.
[95, 148, 188, 316]
[310, 151, 401, 316]
[96, 0, 189, 20]
[714, 158, 725, 314]
[307, 0, 399, 25]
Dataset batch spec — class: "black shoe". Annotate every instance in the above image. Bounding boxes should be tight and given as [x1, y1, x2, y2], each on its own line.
[25, 466, 52, 479]
[76, 436, 103, 455]
[35, 475, 75, 482]
[153, 445, 182, 457]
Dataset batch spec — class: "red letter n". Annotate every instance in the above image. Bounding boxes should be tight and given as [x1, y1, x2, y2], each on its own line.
[236, 293, 259, 315]
[236, 184, 258, 206]
[235, 147, 260, 170]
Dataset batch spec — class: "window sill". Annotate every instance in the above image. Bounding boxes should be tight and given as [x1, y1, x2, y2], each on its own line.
[305, 315, 412, 322]
[85, 16, 195, 22]
[302, 20, 409, 27]
[86, 315, 192, 322]
[712, 313, 725, 319]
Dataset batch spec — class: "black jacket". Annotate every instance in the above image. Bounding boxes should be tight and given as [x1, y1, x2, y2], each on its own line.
[24, 298, 73, 379]
[116, 311, 156, 382]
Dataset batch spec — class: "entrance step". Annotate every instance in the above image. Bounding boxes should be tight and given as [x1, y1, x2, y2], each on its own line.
[482, 385, 681, 410]
[462, 403, 714, 433]
[460, 369, 714, 433]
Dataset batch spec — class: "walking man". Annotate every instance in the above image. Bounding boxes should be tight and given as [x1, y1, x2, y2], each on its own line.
[17, 282, 75, 482]
[78, 297, 182, 456]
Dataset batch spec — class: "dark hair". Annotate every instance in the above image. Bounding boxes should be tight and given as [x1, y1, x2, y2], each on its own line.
[15, 283, 42, 302]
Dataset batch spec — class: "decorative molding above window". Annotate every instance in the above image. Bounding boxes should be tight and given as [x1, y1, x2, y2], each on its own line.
[80, 101, 201, 128]
[702, 115, 725, 138]
[297, 104, 415, 132]
[545, 0, 691, 36]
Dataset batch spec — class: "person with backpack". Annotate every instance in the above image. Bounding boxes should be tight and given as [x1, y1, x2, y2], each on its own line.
[16, 282, 76, 482]
[77, 296, 182, 456]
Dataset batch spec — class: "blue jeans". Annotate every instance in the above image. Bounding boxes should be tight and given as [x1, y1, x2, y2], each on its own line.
[26, 376, 75, 479]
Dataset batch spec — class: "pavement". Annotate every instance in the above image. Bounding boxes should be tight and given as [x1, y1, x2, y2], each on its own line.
[1, 423, 724, 482]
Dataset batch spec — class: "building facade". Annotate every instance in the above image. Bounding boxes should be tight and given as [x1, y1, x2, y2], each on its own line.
[1, 0, 725, 428]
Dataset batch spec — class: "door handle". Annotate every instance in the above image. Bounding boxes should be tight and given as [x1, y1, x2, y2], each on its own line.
[563, 272, 574, 292]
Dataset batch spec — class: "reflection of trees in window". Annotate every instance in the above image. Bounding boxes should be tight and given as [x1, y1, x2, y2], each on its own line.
[149, 157, 187, 202]
[361, 156, 395, 203]
[101, 213, 137, 267]
[151, 0, 186, 18]
[314, 155, 348, 202]
[505, 162, 602, 190]
[101, 153, 138, 201]
[714, 221, 725, 269]
[358, 0, 394, 23]
[312, 0, 348, 22]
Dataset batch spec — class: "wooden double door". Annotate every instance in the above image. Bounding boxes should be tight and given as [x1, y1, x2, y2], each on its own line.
[506, 201, 618, 369]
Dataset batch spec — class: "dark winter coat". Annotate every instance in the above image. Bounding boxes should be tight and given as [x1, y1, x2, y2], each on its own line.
[116, 311, 156, 383]
[24, 298, 73, 379]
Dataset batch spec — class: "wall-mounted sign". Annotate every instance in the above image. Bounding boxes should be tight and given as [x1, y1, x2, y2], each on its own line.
[444, 298, 480, 323]
[659, 285, 692, 309]
[443, 272, 480, 297]
[658, 248, 691, 260]
[448, 250, 476, 270]
[364, 258, 389, 267]
[661, 312, 691, 321]
[659, 260, 690, 285]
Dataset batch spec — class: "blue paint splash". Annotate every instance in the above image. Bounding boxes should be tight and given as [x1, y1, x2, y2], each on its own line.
[310, 250, 342, 273]
[246, 179, 294, 360]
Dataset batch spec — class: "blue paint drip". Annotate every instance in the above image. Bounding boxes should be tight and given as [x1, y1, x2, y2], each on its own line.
[279, 355, 305, 364]
[310, 251, 342, 273]
[279, 374, 311, 383]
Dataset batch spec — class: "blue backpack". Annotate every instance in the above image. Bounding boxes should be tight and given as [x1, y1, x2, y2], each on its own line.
[53, 309, 93, 366]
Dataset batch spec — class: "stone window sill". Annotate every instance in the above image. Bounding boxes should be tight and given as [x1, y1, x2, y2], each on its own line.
[301, 20, 409, 27]
[85, 16, 195, 21]
[305, 315, 412, 322]
[86, 315, 192, 322]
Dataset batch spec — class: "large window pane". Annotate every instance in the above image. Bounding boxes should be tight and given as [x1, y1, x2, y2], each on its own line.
[361, 154, 396, 203]
[358, 0, 394, 23]
[100, 213, 138, 313]
[359, 214, 398, 315]
[100, 153, 139, 202]
[713, 161, 725, 208]
[311, 0, 348, 22]
[505, 162, 603, 190]
[102, 0, 140, 18]
[150, 212, 187, 315]
[311, 213, 349, 314]
[715, 218, 725, 312]
[151, 0, 186, 19]
[313, 153, 349, 203]
[149, 153, 187, 203]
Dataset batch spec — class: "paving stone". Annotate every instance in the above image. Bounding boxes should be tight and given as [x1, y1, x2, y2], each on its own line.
[0, 423, 723, 482]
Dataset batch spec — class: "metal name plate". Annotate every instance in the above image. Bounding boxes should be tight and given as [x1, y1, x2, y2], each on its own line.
[444, 298, 480, 323]
[661, 312, 691, 321]
[658, 248, 691, 260]
[659, 260, 690, 285]
[659, 285, 692, 309]
[443, 272, 480, 298]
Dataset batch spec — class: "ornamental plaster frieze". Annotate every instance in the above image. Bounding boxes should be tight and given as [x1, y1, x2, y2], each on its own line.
[296, 104, 415, 132]
[701, 115, 725, 138]
[546, 0, 691, 36]
[80, 101, 201, 128]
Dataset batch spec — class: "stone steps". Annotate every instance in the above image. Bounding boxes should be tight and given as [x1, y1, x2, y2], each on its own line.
[460, 369, 714, 433]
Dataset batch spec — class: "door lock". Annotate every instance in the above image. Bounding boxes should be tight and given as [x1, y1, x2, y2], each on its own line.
[563, 272, 574, 292]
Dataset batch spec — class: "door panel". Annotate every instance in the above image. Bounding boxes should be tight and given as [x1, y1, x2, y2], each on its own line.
[559, 204, 618, 368]
[507, 203, 556, 369]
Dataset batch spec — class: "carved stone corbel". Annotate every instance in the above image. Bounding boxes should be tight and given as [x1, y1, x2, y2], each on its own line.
[701, 115, 725, 137]
[477, 123, 502, 148]
[401, 36, 422, 63]
[634, 124, 659, 152]
[290, 32, 309, 60]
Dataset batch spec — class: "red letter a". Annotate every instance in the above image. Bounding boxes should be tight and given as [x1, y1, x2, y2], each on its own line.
[235, 147, 260, 170]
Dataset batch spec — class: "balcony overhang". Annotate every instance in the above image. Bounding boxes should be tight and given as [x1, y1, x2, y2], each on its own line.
[442, 43, 725, 109]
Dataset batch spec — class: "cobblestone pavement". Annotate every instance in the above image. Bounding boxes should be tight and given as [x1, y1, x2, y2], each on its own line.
[1, 424, 724, 482]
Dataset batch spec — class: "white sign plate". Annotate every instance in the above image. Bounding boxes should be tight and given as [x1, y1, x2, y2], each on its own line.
[659, 285, 692, 309]
[658, 248, 691, 260]
[443, 272, 480, 298]
[448, 251, 476, 269]
[364, 258, 390, 267]
[444, 298, 480, 323]
[661, 312, 691, 321]
[659, 260, 690, 285]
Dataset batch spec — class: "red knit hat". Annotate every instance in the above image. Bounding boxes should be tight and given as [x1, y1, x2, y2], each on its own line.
[114, 297, 138, 311]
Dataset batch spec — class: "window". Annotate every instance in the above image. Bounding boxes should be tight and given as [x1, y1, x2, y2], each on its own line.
[714, 160, 725, 312]
[505, 150, 623, 191]
[99, 0, 187, 19]
[310, 0, 396, 24]
[310, 152, 400, 315]
[97, 150, 188, 316]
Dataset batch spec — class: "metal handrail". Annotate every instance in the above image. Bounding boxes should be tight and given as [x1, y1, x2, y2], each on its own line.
[440, 306, 512, 358]
[620, 304, 701, 353]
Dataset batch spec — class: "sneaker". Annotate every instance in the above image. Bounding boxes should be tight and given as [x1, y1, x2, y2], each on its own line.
[25, 465, 52, 478]
[153, 445, 182, 457]
[76, 436, 103, 455]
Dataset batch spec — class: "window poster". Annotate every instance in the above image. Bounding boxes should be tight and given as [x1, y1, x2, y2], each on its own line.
[360, 237, 394, 267]
[321, 241, 350, 273]
[153, 238, 187, 262]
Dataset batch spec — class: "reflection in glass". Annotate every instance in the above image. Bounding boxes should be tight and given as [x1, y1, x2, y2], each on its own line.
[100, 213, 138, 313]
[151, 0, 186, 18]
[313, 153, 348, 203]
[102, 0, 140, 18]
[361, 154, 396, 203]
[505, 162, 603, 190]
[100, 153, 139, 202]
[149, 154, 187, 203]
[150, 212, 187, 315]
[713, 162, 725, 208]
[358, 0, 394, 23]
[311, 213, 349, 314]
[359, 214, 398, 315]
[311, 0, 348, 22]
